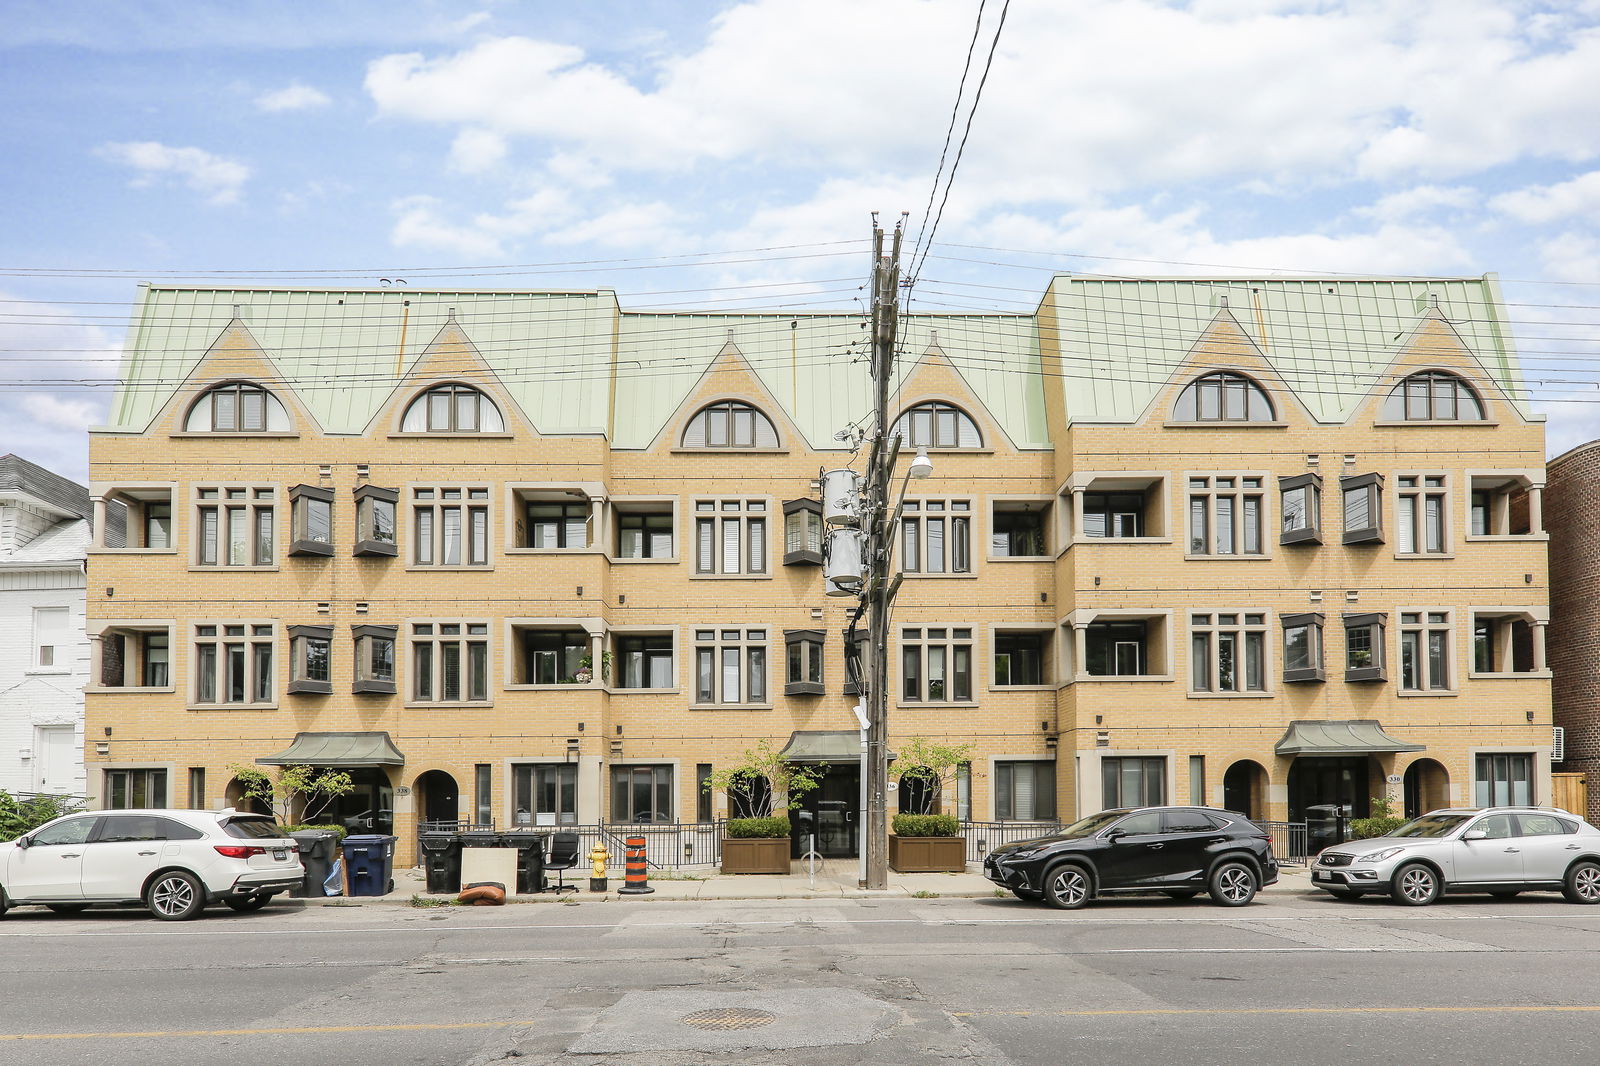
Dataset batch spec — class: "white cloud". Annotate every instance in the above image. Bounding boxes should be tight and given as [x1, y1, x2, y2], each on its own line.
[1535, 232, 1600, 283]
[96, 141, 250, 204]
[1492, 170, 1600, 225]
[255, 82, 332, 112]
[544, 202, 686, 249]
[389, 195, 505, 260]
[1354, 185, 1478, 225]
[449, 128, 507, 174]
[23, 394, 102, 431]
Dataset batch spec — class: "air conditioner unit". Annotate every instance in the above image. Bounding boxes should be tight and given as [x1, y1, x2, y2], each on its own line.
[1552, 726, 1565, 762]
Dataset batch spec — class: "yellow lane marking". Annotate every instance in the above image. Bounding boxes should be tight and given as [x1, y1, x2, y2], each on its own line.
[0, 1020, 537, 1042]
[954, 1005, 1600, 1018]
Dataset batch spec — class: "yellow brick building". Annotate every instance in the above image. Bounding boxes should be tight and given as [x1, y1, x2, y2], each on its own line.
[84, 275, 1553, 864]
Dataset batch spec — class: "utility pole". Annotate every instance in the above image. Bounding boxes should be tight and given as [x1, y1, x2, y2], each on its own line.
[861, 217, 905, 891]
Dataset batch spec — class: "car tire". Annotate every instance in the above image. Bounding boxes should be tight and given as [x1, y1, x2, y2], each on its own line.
[1563, 861, 1600, 905]
[1390, 863, 1441, 906]
[147, 871, 206, 921]
[224, 894, 271, 913]
[46, 903, 90, 914]
[1207, 862, 1257, 907]
[1011, 888, 1043, 902]
[1163, 890, 1200, 900]
[0, 886, 9, 919]
[1043, 864, 1092, 910]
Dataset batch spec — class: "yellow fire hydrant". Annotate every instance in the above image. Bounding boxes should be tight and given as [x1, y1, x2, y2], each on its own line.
[589, 842, 609, 892]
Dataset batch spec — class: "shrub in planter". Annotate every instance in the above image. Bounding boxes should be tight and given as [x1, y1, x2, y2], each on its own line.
[283, 822, 349, 841]
[726, 816, 791, 839]
[1349, 816, 1405, 839]
[892, 814, 958, 838]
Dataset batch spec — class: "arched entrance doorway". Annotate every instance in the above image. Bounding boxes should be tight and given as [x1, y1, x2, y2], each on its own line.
[1222, 760, 1268, 819]
[414, 769, 461, 826]
[1288, 756, 1373, 852]
[1402, 759, 1449, 818]
[224, 777, 273, 817]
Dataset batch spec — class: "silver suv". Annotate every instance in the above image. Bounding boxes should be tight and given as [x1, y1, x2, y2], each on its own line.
[0, 808, 303, 921]
[1311, 806, 1600, 906]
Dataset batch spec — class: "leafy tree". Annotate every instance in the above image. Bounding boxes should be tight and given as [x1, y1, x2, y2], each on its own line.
[887, 737, 975, 816]
[704, 739, 823, 823]
[0, 790, 82, 841]
[226, 764, 354, 825]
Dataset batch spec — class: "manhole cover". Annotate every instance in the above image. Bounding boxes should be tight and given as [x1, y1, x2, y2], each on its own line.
[680, 1007, 778, 1031]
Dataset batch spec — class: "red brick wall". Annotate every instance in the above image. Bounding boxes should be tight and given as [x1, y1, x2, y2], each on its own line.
[1546, 440, 1600, 822]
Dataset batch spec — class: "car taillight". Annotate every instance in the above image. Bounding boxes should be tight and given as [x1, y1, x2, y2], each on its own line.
[214, 845, 267, 858]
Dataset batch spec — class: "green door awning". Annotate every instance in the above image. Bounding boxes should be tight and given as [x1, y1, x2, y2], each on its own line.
[779, 730, 872, 764]
[1275, 720, 1424, 757]
[257, 731, 405, 768]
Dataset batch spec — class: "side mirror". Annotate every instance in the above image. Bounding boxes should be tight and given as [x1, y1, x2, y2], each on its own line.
[1462, 829, 1487, 841]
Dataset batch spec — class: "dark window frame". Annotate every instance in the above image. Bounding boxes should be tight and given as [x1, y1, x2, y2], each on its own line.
[286, 623, 334, 695]
[1341, 472, 1384, 545]
[1279, 472, 1322, 546]
[1281, 612, 1325, 683]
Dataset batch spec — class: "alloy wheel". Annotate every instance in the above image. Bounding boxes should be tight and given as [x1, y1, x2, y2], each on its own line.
[1045, 866, 1090, 909]
[149, 873, 202, 920]
[1393, 864, 1439, 906]
[1567, 862, 1600, 904]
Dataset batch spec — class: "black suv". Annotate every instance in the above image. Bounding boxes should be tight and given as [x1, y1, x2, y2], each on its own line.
[984, 806, 1278, 909]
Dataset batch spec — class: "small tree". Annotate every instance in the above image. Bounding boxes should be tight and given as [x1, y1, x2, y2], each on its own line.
[887, 737, 975, 816]
[0, 790, 83, 841]
[227, 764, 355, 826]
[704, 740, 824, 834]
[1350, 793, 1406, 840]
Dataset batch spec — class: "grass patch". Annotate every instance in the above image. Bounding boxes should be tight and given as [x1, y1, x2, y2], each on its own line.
[911, 890, 941, 899]
[408, 894, 457, 908]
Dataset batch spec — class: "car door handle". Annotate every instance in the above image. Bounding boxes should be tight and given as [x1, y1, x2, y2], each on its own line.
[138, 850, 157, 856]
[1503, 847, 1520, 853]
[61, 853, 81, 859]
[1146, 843, 1163, 850]
[1568, 844, 1582, 850]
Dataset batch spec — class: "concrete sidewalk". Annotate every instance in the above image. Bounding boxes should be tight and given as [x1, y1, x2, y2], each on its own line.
[297, 859, 1315, 906]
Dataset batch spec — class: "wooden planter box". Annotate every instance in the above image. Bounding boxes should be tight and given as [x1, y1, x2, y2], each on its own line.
[889, 834, 967, 873]
[721, 836, 792, 874]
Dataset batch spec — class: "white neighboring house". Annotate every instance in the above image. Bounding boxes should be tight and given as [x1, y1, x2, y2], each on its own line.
[0, 454, 90, 798]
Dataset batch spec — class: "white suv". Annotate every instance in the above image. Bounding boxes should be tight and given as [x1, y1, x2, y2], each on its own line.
[0, 808, 304, 921]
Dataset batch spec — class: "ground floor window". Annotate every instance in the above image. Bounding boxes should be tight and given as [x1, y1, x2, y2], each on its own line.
[106, 768, 167, 809]
[1102, 757, 1164, 809]
[1474, 753, 1533, 807]
[611, 764, 673, 823]
[995, 760, 1055, 820]
[513, 764, 577, 826]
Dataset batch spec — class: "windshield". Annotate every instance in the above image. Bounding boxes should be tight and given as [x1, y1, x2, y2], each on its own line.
[1054, 812, 1126, 839]
[1390, 813, 1470, 839]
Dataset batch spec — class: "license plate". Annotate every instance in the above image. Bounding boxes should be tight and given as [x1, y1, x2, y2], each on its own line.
[272, 849, 288, 861]
[1313, 871, 1331, 881]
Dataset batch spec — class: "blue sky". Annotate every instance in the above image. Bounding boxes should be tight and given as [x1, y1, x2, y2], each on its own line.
[5, 0, 1600, 482]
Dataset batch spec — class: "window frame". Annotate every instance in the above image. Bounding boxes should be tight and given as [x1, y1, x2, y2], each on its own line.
[353, 485, 398, 557]
[1398, 609, 1454, 695]
[1340, 473, 1384, 545]
[693, 498, 768, 577]
[1343, 612, 1388, 683]
[693, 628, 769, 706]
[288, 484, 335, 557]
[1172, 371, 1276, 423]
[994, 760, 1056, 821]
[783, 499, 824, 566]
[1473, 752, 1534, 807]
[613, 498, 676, 561]
[409, 621, 491, 705]
[1281, 612, 1325, 683]
[610, 764, 674, 823]
[893, 401, 983, 449]
[193, 485, 277, 569]
[400, 383, 505, 434]
[899, 627, 975, 704]
[1186, 475, 1266, 558]
[512, 763, 579, 827]
[900, 497, 973, 575]
[352, 624, 398, 694]
[1102, 756, 1166, 808]
[184, 382, 288, 434]
[784, 629, 825, 696]
[286, 624, 333, 694]
[30, 606, 70, 672]
[612, 631, 675, 690]
[993, 630, 1050, 687]
[410, 486, 492, 568]
[1382, 370, 1486, 423]
[682, 400, 780, 449]
[1395, 473, 1450, 556]
[104, 768, 168, 810]
[990, 499, 1050, 558]
[1279, 472, 1322, 546]
[94, 485, 177, 552]
[191, 621, 276, 708]
[1188, 612, 1269, 695]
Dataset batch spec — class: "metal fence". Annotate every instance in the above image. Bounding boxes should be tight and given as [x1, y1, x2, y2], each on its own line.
[958, 820, 1062, 864]
[4, 791, 88, 810]
[1253, 820, 1308, 865]
[416, 820, 724, 869]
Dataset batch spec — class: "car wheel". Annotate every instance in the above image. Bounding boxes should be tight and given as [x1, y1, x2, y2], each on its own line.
[1207, 862, 1257, 907]
[224, 894, 271, 913]
[1163, 889, 1200, 900]
[1010, 888, 1043, 902]
[1390, 863, 1441, 906]
[46, 903, 90, 915]
[147, 871, 206, 921]
[0, 886, 9, 919]
[1043, 864, 1092, 910]
[1563, 861, 1600, 905]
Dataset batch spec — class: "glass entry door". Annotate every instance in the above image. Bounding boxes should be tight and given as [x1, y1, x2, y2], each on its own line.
[790, 763, 859, 859]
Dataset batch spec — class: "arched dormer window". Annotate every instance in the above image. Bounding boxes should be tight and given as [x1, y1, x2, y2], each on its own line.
[1381, 371, 1485, 422]
[1174, 372, 1275, 423]
[682, 401, 778, 448]
[401, 384, 504, 433]
[185, 382, 290, 432]
[893, 402, 981, 448]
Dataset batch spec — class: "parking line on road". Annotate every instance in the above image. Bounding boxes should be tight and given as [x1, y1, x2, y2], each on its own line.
[954, 1005, 1600, 1019]
[0, 1020, 538, 1042]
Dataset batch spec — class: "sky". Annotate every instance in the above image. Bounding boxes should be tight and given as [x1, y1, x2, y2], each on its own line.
[5, 0, 1600, 484]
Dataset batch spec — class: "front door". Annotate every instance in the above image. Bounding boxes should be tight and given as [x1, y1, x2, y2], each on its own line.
[34, 726, 76, 794]
[1451, 813, 1523, 884]
[1288, 757, 1372, 852]
[791, 764, 859, 859]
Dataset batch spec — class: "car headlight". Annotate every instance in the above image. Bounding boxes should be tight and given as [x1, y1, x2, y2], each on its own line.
[1357, 847, 1404, 863]
[1002, 848, 1039, 860]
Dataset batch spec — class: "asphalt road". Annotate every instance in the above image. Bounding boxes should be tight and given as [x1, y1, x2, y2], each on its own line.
[4, 889, 1600, 1065]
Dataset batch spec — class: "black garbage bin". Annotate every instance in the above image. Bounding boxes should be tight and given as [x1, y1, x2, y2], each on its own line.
[503, 832, 548, 894]
[289, 829, 339, 898]
[420, 830, 463, 894]
[342, 834, 397, 897]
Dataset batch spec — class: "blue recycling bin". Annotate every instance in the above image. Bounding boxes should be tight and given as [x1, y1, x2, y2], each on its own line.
[341, 834, 397, 896]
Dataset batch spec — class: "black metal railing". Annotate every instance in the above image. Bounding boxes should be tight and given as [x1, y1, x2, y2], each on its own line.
[415, 820, 724, 869]
[1252, 820, 1308, 865]
[959, 820, 1062, 864]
